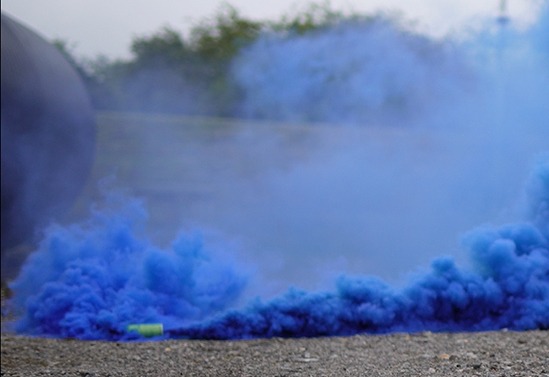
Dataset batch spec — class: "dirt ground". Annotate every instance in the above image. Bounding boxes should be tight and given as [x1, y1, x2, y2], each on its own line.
[1, 330, 548, 376]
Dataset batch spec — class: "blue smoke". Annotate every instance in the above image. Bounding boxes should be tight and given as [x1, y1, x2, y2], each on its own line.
[232, 6, 549, 134]
[173, 158, 548, 339]
[8, 157, 549, 340]
[9, 195, 247, 340]
[8, 6, 549, 340]
[232, 17, 469, 126]
[205, 5, 549, 293]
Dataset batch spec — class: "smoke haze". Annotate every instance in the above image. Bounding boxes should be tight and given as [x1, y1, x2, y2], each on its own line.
[8, 4, 549, 339]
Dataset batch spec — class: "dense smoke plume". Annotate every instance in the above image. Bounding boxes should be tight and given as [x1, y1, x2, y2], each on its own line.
[8, 4, 549, 339]
[9, 157, 549, 339]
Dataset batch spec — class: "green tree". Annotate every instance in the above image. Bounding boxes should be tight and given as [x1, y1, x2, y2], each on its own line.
[190, 4, 263, 62]
[130, 27, 191, 69]
[57, 2, 404, 118]
[124, 28, 206, 114]
[272, 1, 346, 35]
[187, 5, 263, 115]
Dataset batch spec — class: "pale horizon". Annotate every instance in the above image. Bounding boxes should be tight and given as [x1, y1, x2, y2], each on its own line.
[1, 0, 543, 59]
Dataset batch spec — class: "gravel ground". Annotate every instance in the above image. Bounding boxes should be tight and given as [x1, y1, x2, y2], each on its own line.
[1, 330, 548, 376]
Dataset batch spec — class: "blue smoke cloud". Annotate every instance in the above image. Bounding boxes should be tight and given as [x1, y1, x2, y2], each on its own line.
[8, 6, 549, 340]
[9, 195, 247, 339]
[232, 17, 469, 126]
[173, 158, 548, 339]
[232, 6, 549, 135]
[8, 157, 549, 340]
[200, 5, 549, 292]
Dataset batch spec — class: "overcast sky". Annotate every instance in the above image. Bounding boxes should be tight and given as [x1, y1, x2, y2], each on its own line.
[1, 0, 543, 59]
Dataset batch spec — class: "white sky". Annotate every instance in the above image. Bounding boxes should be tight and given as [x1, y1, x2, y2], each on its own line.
[1, 0, 543, 59]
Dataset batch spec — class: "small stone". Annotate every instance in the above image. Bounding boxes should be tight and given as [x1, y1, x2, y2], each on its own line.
[465, 352, 478, 359]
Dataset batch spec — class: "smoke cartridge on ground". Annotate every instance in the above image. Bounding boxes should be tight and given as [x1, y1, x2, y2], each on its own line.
[127, 324, 164, 338]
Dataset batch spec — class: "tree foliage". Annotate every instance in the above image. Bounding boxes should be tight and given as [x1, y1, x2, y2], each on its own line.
[128, 27, 194, 75]
[271, 1, 347, 35]
[61, 5, 265, 115]
[55, 3, 439, 119]
[191, 4, 263, 63]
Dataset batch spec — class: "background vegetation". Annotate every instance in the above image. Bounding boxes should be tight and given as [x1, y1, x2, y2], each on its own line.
[55, 3, 434, 119]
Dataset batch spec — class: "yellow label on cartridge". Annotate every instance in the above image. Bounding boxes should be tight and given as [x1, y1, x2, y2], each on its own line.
[127, 323, 164, 337]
